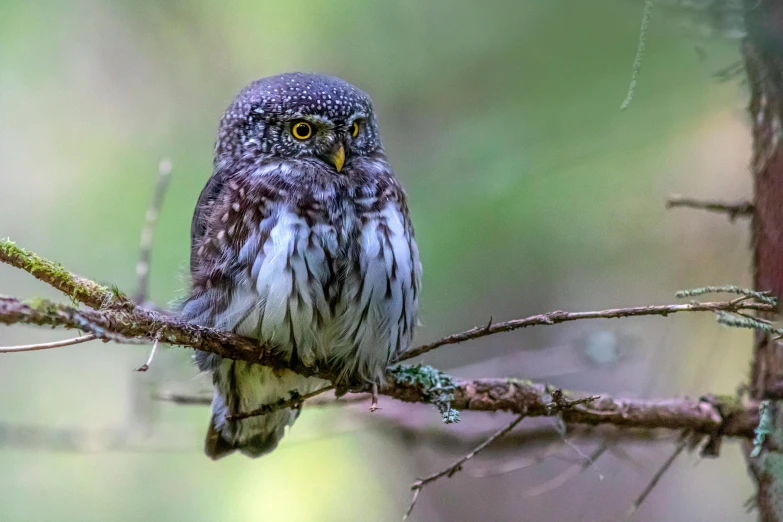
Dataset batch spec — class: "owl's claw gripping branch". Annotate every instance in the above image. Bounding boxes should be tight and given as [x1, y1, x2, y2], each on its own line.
[0, 239, 766, 440]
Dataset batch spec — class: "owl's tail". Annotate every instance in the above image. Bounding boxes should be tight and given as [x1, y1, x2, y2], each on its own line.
[204, 409, 294, 460]
[198, 353, 312, 460]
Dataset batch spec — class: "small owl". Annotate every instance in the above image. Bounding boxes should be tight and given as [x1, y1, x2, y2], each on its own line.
[181, 73, 421, 459]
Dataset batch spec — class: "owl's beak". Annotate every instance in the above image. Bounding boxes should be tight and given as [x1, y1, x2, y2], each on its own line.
[330, 145, 345, 172]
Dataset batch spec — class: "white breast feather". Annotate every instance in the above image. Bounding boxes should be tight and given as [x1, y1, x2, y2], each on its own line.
[331, 202, 418, 381]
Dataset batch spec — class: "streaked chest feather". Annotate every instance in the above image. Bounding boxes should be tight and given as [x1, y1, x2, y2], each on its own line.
[207, 194, 419, 380]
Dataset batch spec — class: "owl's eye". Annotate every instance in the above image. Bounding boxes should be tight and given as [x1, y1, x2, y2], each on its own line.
[291, 121, 313, 140]
[350, 120, 361, 137]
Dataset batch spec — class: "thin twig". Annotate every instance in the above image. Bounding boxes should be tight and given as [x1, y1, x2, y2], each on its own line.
[470, 444, 574, 478]
[0, 333, 96, 353]
[400, 300, 775, 361]
[620, 0, 654, 111]
[134, 336, 159, 372]
[154, 391, 213, 405]
[154, 388, 368, 407]
[551, 415, 606, 482]
[403, 413, 528, 520]
[527, 443, 608, 497]
[666, 194, 754, 221]
[626, 434, 689, 517]
[675, 285, 775, 305]
[226, 385, 336, 421]
[134, 159, 172, 305]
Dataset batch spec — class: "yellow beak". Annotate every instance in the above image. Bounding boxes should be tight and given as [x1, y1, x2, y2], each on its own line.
[331, 145, 345, 172]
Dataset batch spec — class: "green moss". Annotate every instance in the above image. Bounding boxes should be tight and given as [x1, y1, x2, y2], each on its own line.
[711, 394, 744, 417]
[390, 364, 461, 423]
[23, 296, 47, 311]
[1, 238, 111, 305]
[23, 297, 72, 318]
[1, 239, 69, 280]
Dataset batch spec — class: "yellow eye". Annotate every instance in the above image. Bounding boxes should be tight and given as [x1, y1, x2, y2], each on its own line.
[350, 120, 360, 137]
[291, 121, 313, 140]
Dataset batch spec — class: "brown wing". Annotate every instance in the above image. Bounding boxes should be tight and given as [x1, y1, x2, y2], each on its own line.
[183, 161, 285, 327]
[190, 171, 227, 272]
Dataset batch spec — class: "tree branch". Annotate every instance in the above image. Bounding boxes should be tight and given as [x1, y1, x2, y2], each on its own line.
[400, 300, 774, 361]
[666, 194, 754, 221]
[404, 412, 528, 520]
[0, 297, 760, 438]
[626, 433, 689, 517]
[0, 333, 96, 353]
[134, 159, 172, 305]
[0, 242, 764, 441]
[0, 294, 284, 362]
[3, 241, 774, 374]
[0, 239, 119, 309]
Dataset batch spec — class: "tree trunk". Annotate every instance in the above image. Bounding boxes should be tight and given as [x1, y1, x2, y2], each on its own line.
[745, 1, 783, 519]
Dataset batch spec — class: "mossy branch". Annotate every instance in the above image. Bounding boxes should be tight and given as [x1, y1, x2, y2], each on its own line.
[0, 239, 119, 309]
[0, 241, 765, 440]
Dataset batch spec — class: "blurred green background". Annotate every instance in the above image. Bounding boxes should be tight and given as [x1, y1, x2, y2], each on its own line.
[0, 1, 757, 521]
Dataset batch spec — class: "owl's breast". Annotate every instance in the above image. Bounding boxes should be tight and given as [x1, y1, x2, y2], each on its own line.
[215, 203, 342, 364]
[327, 196, 421, 381]
[200, 181, 420, 380]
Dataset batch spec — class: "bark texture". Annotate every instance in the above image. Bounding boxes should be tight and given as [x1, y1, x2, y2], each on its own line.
[745, 1, 783, 518]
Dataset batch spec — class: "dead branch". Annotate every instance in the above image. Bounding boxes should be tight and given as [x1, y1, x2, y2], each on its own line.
[404, 413, 528, 520]
[400, 300, 774, 361]
[0, 333, 96, 353]
[134, 159, 172, 305]
[134, 336, 159, 372]
[526, 443, 608, 497]
[626, 433, 690, 517]
[666, 194, 754, 221]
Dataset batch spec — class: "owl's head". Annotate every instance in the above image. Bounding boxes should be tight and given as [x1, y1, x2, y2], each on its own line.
[215, 72, 382, 173]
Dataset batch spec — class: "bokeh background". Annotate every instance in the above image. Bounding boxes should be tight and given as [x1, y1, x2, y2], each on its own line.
[0, 1, 757, 521]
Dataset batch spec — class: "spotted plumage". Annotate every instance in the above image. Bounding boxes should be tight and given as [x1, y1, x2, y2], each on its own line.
[181, 73, 421, 459]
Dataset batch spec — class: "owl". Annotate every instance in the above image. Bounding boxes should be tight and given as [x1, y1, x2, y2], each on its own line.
[180, 73, 421, 459]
